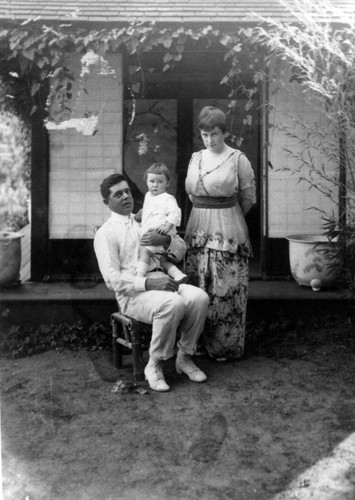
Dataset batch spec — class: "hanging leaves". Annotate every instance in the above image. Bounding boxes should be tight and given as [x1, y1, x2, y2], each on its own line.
[0, 18, 265, 124]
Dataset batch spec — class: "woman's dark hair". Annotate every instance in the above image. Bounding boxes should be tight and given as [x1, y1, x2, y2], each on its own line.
[197, 106, 227, 133]
[143, 163, 171, 182]
[100, 173, 128, 199]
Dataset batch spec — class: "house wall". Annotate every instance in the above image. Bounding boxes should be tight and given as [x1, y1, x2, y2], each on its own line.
[48, 53, 123, 239]
[268, 78, 338, 238]
[44, 54, 339, 277]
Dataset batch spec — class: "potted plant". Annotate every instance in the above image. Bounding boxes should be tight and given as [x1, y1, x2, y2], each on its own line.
[0, 230, 24, 286]
[286, 233, 339, 290]
[251, 0, 355, 291]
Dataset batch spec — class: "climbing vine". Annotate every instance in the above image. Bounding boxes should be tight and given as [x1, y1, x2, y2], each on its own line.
[0, 20, 263, 124]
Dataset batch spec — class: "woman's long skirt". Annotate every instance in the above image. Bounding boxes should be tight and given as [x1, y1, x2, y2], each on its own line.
[185, 247, 249, 360]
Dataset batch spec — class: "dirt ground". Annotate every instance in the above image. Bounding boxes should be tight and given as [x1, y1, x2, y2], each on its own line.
[1, 323, 355, 500]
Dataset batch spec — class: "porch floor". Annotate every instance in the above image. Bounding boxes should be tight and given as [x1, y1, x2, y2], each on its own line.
[14, 221, 349, 304]
[2, 223, 351, 326]
[1, 278, 349, 302]
[1, 278, 352, 329]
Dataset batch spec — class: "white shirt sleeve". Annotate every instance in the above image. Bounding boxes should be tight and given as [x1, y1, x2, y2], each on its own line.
[94, 223, 147, 295]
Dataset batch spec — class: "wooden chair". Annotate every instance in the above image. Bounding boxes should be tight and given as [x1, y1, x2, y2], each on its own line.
[95, 226, 185, 383]
[93, 226, 150, 383]
[111, 311, 152, 383]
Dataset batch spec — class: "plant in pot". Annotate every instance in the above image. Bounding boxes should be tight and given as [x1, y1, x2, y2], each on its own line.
[250, 0, 355, 291]
[0, 109, 30, 286]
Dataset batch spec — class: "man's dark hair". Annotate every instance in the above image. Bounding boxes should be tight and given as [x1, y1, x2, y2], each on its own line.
[100, 173, 128, 199]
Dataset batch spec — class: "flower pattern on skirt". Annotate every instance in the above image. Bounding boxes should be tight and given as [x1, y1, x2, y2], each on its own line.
[185, 247, 249, 359]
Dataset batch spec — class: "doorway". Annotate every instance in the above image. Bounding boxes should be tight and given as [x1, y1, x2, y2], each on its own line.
[123, 67, 262, 277]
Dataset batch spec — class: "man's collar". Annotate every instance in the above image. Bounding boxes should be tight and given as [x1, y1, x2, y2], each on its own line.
[110, 212, 133, 224]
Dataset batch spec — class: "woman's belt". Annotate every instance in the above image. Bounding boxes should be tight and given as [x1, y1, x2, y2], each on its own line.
[192, 193, 238, 209]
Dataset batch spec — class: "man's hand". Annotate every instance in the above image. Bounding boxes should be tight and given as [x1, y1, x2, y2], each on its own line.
[146, 276, 179, 292]
[140, 229, 171, 247]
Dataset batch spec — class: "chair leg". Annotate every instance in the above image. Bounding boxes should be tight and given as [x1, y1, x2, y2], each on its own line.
[112, 318, 123, 368]
[130, 324, 145, 383]
[111, 313, 148, 382]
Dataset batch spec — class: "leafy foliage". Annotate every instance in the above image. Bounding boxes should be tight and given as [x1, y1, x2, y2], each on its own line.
[0, 20, 263, 235]
[250, 0, 355, 291]
[0, 110, 30, 230]
[0, 20, 261, 120]
[323, 216, 355, 292]
[246, 312, 355, 358]
[1, 313, 353, 360]
[0, 320, 112, 358]
[0, 19, 261, 225]
[251, 0, 355, 210]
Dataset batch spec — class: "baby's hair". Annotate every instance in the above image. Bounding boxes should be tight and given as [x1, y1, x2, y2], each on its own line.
[144, 163, 171, 182]
[198, 106, 227, 133]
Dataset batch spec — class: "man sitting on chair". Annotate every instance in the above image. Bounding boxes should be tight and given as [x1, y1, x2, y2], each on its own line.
[94, 173, 209, 392]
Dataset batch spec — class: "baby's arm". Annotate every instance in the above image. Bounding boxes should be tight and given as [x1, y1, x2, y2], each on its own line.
[165, 196, 181, 228]
[134, 208, 143, 223]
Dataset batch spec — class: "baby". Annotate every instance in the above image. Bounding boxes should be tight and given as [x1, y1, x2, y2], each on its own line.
[136, 163, 188, 284]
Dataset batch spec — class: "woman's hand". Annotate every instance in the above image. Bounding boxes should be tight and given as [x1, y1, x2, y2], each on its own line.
[241, 199, 254, 216]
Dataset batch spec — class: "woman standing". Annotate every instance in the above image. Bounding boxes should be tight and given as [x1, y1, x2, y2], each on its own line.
[185, 106, 256, 361]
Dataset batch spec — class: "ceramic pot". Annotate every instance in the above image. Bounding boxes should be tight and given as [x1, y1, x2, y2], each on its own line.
[286, 234, 339, 289]
[0, 231, 24, 286]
